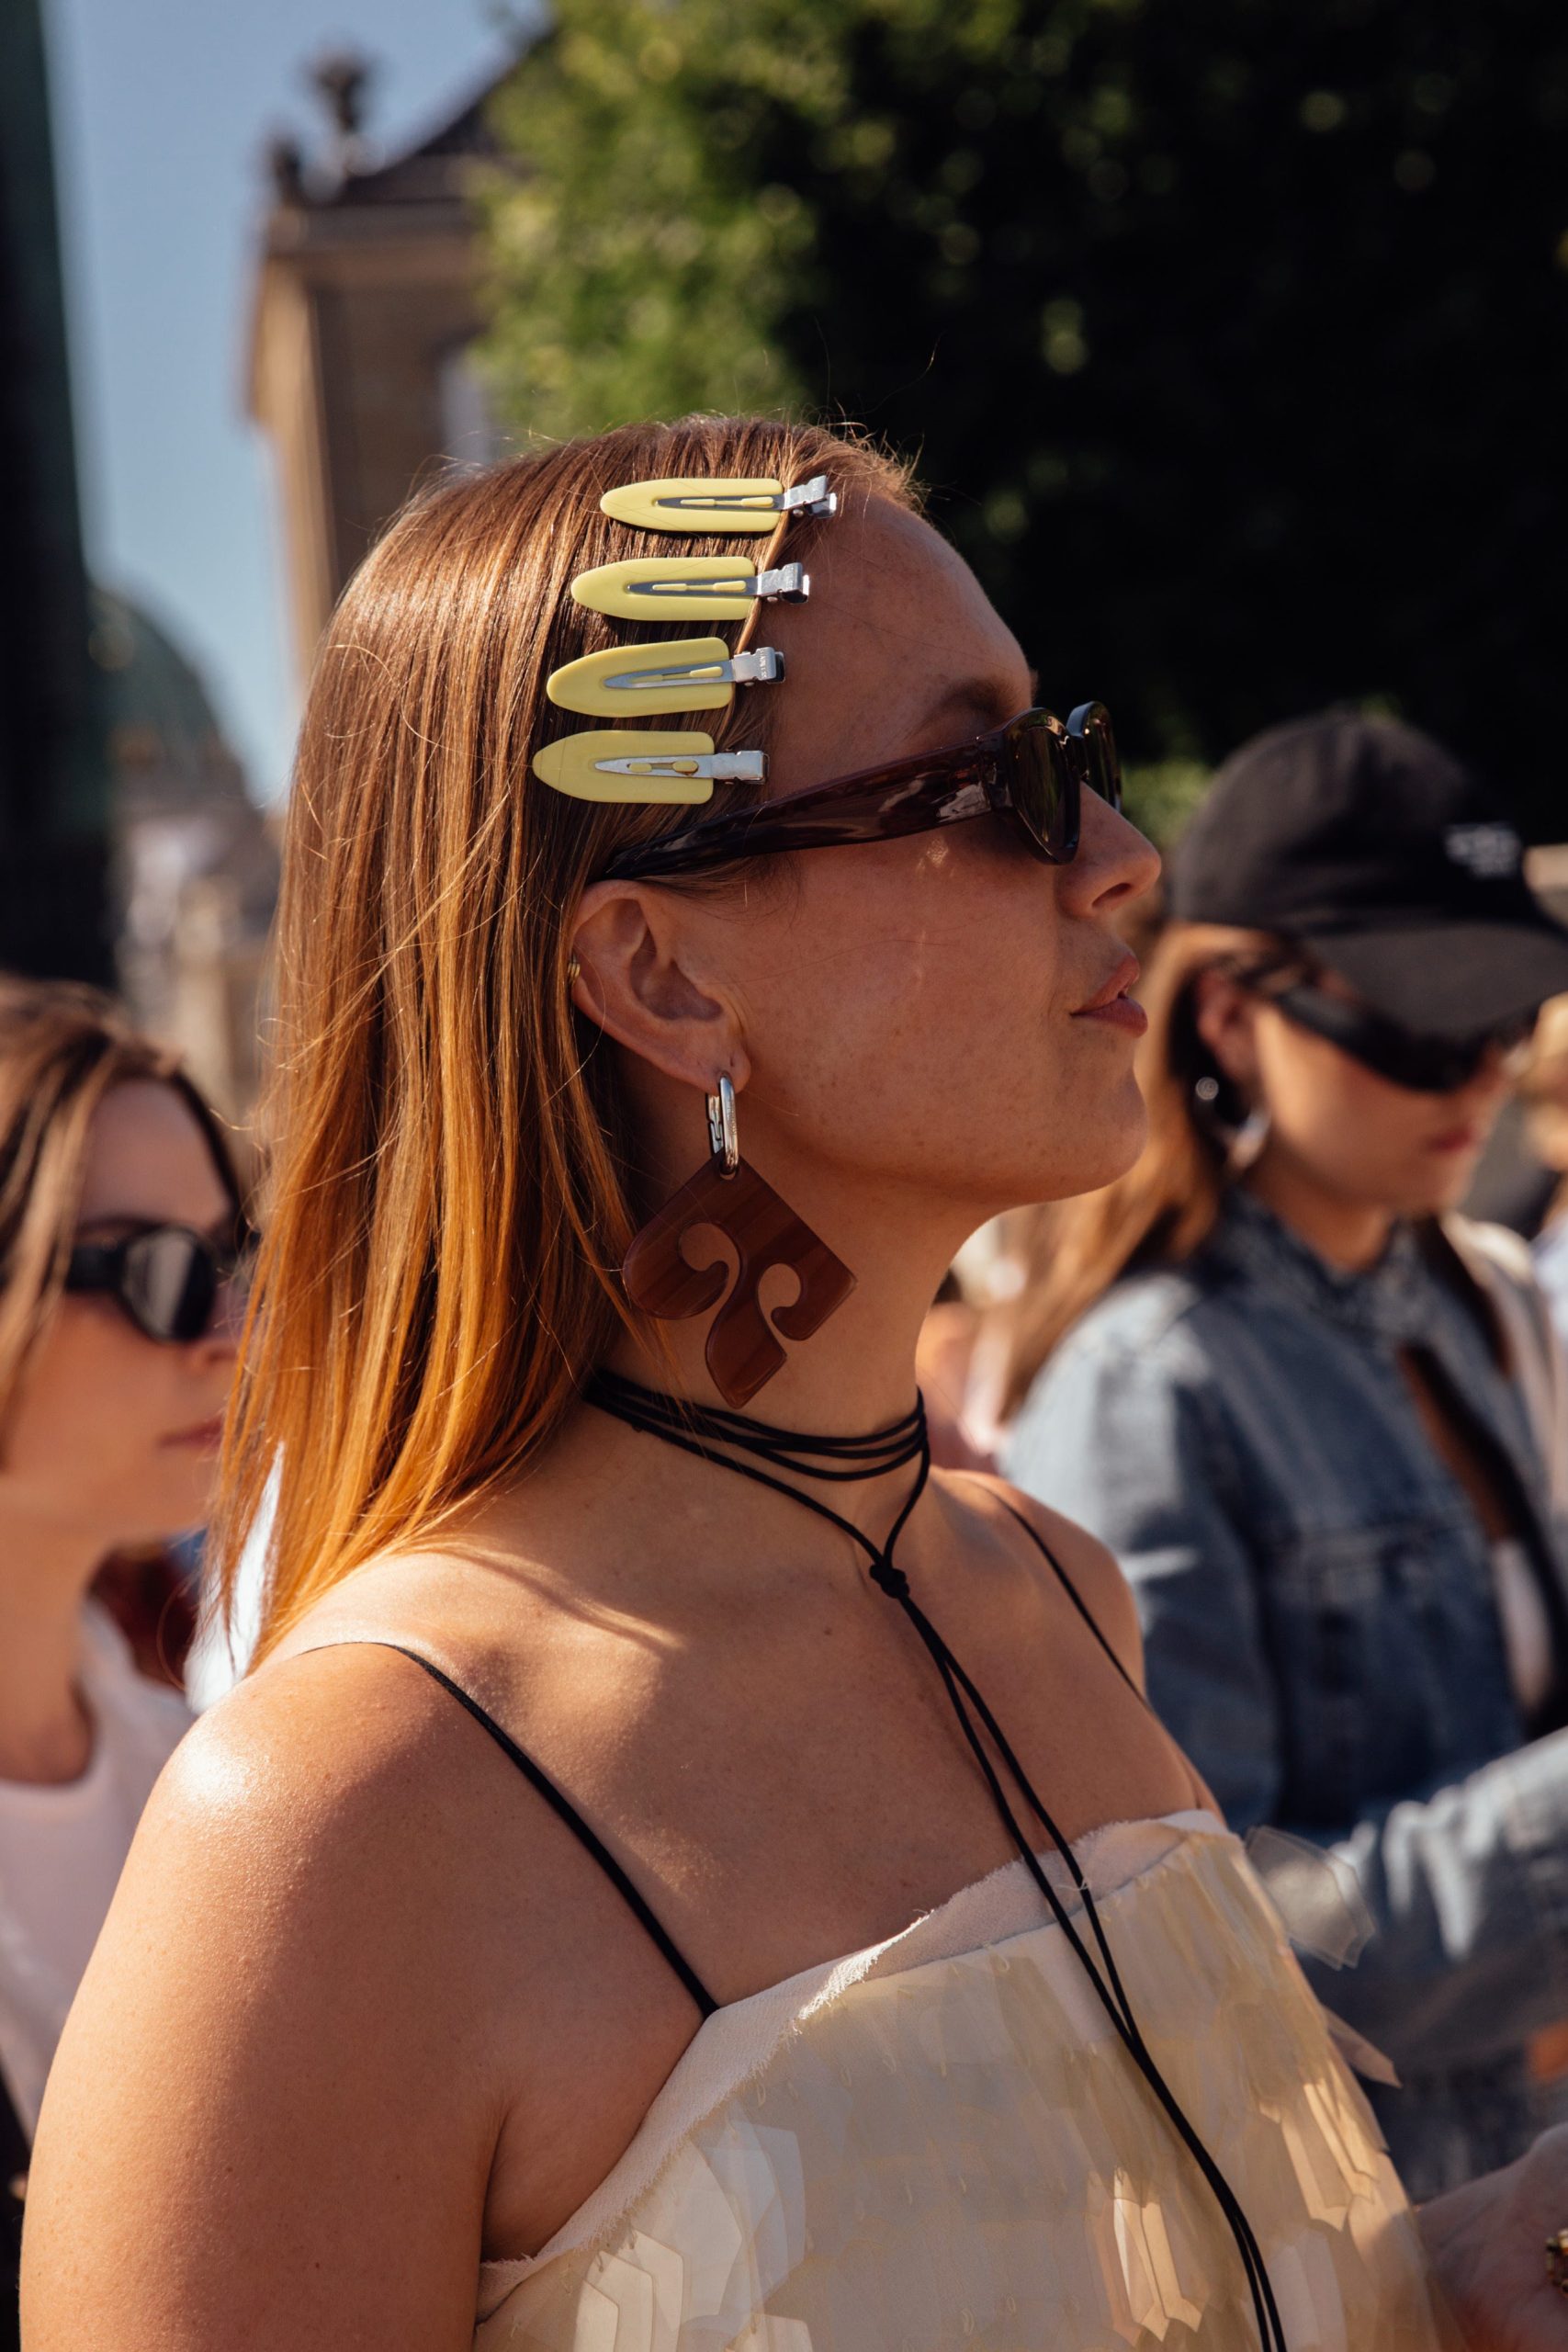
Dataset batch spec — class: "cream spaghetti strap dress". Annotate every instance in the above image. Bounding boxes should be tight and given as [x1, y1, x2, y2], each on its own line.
[462, 1804, 1451, 2350]
[321, 1622, 1450, 2352]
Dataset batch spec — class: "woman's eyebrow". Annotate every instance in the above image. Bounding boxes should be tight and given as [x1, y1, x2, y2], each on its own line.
[918, 675, 1020, 732]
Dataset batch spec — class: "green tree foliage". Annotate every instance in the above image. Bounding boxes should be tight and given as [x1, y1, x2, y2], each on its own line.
[482, 2, 1568, 835]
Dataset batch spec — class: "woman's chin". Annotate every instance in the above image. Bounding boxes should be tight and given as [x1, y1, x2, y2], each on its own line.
[1002, 1100, 1149, 1212]
[1071, 1091, 1149, 1197]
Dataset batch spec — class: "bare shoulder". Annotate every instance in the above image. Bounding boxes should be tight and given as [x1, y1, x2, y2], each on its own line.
[22, 1642, 507, 2350]
[154, 1634, 479, 1867]
[949, 1469, 1145, 1690]
[85, 1636, 503, 2095]
[131, 1617, 570, 1993]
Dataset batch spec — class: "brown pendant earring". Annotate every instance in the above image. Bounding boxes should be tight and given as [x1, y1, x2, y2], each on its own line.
[621, 1074, 855, 1408]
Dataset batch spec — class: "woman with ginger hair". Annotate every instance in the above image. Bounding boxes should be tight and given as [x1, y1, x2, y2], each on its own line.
[1007, 714, 1568, 2203]
[0, 978, 243, 2335]
[22, 424, 1568, 2349]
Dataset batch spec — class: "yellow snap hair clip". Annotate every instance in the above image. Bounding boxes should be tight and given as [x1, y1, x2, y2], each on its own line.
[547, 638, 784, 718]
[531, 730, 767, 804]
[570, 557, 809, 622]
[599, 474, 836, 535]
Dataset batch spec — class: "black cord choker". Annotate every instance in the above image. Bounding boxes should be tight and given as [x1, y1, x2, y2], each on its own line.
[587, 1367, 926, 1486]
[585, 1366, 1288, 2352]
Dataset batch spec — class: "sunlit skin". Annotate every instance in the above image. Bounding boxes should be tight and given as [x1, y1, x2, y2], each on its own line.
[25, 503, 1561, 2350]
[0, 1080, 238, 1786]
[1194, 963, 1514, 1270]
[578, 499, 1160, 1420]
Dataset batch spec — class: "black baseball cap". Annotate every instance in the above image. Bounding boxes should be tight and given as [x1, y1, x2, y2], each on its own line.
[1168, 711, 1568, 1035]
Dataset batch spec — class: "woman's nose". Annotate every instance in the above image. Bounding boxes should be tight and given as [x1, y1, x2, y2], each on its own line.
[192, 1280, 246, 1363]
[1061, 786, 1161, 916]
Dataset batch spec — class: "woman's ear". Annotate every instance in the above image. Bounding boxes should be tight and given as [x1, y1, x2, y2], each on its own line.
[569, 880, 751, 1097]
[1192, 965, 1260, 1094]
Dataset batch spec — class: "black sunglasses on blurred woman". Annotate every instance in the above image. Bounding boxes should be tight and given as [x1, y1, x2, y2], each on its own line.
[1226, 956, 1537, 1094]
[65, 1220, 252, 1345]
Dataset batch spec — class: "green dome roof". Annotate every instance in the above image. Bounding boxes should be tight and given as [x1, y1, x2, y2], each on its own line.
[89, 586, 251, 818]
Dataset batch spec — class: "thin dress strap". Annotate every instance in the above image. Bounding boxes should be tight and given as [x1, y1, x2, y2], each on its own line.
[355, 1641, 717, 2019]
[994, 1498, 1145, 1702]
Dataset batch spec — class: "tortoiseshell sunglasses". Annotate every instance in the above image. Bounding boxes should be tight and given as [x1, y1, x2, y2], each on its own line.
[598, 702, 1121, 882]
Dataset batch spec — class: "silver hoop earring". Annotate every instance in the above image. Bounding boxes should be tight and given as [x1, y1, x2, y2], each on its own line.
[705, 1070, 739, 1179]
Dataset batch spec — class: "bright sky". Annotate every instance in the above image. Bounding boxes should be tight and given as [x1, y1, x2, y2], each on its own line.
[45, 0, 521, 802]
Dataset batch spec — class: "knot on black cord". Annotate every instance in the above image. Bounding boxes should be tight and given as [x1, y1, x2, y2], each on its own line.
[868, 1556, 911, 1603]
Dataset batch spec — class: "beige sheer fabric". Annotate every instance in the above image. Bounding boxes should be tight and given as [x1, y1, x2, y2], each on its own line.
[476, 1814, 1455, 2349]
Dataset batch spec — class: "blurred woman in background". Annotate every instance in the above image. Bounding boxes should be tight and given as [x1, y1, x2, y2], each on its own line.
[0, 979, 243, 2333]
[1522, 995, 1568, 1351]
[1007, 712, 1568, 2199]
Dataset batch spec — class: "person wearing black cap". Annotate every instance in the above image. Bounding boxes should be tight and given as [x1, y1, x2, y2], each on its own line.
[1006, 710, 1568, 2198]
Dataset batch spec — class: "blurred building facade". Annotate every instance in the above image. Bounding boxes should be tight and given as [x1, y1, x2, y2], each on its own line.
[91, 592, 278, 1124]
[248, 57, 505, 683]
[0, 0, 276, 1124]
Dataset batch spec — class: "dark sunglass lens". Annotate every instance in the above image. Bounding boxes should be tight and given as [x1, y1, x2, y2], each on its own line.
[1382, 1020, 1531, 1091]
[1400, 1039, 1482, 1091]
[1069, 702, 1122, 813]
[1004, 716, 1067, 858]
[1279, 985, 1511, 1093]
[124, 1230, 217, 1342]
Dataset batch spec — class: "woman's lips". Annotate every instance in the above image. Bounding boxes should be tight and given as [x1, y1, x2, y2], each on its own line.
[1072, 955, 1147, 1036]
[1426, 1123, 1484, 1155]
[1075, 995, 1149, 1036]
[161, 1416, 225, 1451]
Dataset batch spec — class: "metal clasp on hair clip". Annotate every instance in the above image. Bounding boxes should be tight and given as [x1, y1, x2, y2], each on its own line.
[570, 558, 809, 621]
[547, 637, 784, 718]
[531, 729, 767, 804]
[774, 475, 836, 516]
[615, 648, 783, 692]
[600, 475, 838, 535]
[593, 748, 767, 782]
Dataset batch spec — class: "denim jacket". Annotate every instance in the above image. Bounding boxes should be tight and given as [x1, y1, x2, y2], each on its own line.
[1007, 1188, 1568, 2197]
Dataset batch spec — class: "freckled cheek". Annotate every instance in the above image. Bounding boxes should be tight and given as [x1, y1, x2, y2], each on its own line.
[878, 840, 1049, 973]
[749, 842, 1054, 1080]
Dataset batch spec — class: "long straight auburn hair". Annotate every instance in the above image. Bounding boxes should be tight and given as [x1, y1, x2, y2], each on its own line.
[214, 416, 915, 1658]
